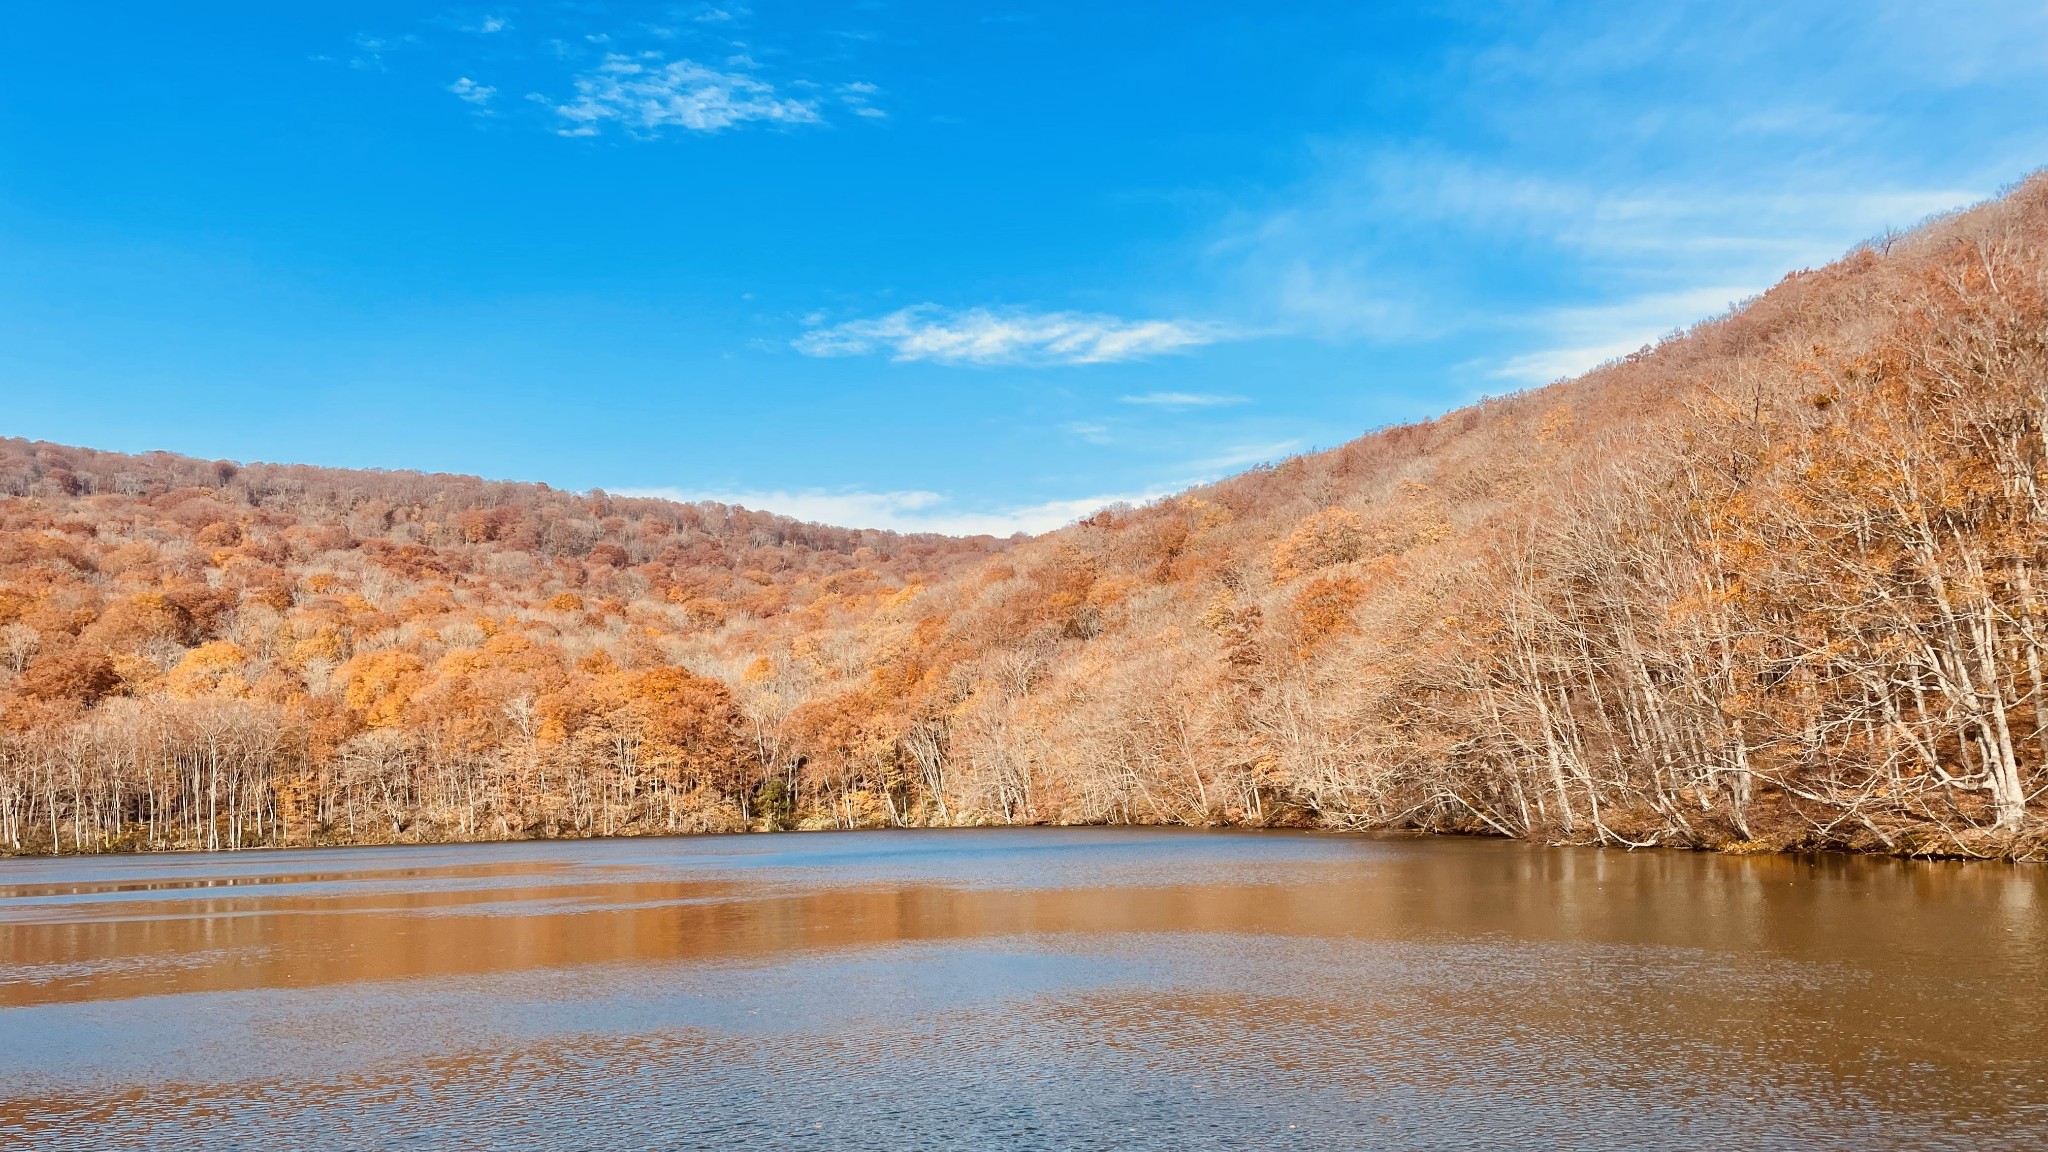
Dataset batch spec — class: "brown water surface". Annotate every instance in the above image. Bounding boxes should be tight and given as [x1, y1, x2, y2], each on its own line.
[1, 828, 2043, 1149]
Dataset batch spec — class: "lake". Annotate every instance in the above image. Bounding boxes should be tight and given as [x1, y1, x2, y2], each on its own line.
[1, 828, 2044, 1150]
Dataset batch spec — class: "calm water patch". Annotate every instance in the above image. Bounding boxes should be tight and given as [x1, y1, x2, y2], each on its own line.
[1, 828, 2044, 1150]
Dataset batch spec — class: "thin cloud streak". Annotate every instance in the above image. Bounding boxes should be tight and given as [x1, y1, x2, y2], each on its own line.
[1209, 150, 1984, 343]
[616, 486, 1164, 536]
[615, 443, 1304, 534]
[1195, 0, 2038, 351]
[795, 305, 1226, 366]
[1119, 391, 1248, 408]
[1490, 284, 1758, 383]
[1190, 440, 1304, 473]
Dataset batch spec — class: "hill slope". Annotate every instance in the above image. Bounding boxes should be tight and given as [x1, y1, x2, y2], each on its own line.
[6, 175, 2047, 856]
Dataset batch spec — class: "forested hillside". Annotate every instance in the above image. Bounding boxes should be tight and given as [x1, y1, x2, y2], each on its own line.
[6, 176, 2047, 857]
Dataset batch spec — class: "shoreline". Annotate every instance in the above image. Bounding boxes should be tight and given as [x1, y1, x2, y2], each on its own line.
[7, 817, 2042, 863]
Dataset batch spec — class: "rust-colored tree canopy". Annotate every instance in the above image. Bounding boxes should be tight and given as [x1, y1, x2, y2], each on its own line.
[7, 176, 2048, 857]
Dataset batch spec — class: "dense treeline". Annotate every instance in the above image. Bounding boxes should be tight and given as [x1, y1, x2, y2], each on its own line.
[6, 176, 2047, 857]
[0, 450, 1009, 849]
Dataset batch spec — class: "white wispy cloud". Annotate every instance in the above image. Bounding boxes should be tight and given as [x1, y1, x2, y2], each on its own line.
[347, 32, 415, 71]
[1197, 0, 2040, 347]
[1469, 0, 2048, 110]
[545, 53, 822, 136]
[1208, 146, 1983, 345]
[1119, 391, 1247, 408]
[1369, 161, 1976, 270]
[616, 486, 1160, 536]
[838, 81, 887, 120]
[794, 305, 1225, 366]
[448, 77, 496, 105]
[1191, 440, 1304, 473]
[348, 13, 881, 136]
[616, 441, 1303, 535]
[1491, 341, 1648, 386]
[1489, 285, 1758, 384]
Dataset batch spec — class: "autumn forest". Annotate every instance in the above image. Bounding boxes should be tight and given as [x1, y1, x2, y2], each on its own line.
[6, 177, 2048, 859]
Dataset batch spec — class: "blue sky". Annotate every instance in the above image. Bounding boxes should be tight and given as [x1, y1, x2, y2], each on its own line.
[3, 2, 2044, 533]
